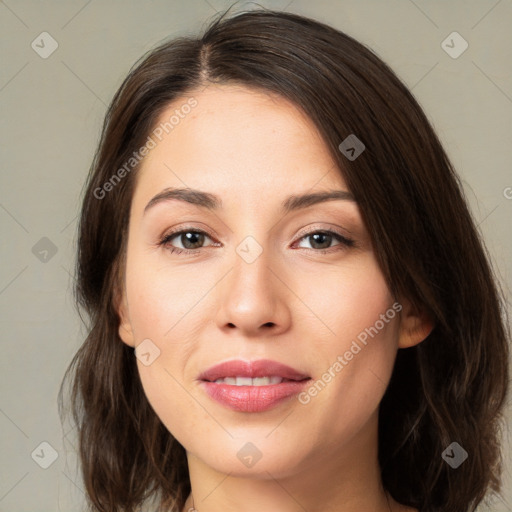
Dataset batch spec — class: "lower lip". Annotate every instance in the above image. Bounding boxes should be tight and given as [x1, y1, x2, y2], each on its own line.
[201, 380, 310, 412]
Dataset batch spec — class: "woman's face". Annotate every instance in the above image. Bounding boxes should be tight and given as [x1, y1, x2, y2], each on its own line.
[117, 84, 417, 480]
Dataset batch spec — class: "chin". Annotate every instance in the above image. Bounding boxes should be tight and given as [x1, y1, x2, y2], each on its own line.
[206, 435, 310, 475]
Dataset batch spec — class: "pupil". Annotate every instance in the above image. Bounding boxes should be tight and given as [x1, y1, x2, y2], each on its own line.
[182, 232, 204, 249]
[311, 233, 331, 249]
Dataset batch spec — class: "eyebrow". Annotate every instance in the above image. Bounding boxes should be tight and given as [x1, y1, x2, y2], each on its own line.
[143, 187, 356, 215]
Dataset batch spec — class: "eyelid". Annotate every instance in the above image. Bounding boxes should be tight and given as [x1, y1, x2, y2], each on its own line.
[292, 223, 355, 246]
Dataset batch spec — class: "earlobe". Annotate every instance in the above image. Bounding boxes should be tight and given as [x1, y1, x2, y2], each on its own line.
[397, 299, 435, 349]
[115, 288, 135, 348]
[118, 319, 135, 347]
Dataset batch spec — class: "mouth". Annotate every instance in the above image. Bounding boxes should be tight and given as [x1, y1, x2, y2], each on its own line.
[198, 359, 311, 383]
[198, 359, 311, 412]
[207, 376, 304, 385]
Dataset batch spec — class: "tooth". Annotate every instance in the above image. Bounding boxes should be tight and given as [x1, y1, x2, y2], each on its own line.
[253, 377, 271, 386]
[213, 376, 287, 385]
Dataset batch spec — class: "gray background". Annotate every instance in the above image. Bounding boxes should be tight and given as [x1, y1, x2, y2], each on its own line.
[0, 0, 511, 510]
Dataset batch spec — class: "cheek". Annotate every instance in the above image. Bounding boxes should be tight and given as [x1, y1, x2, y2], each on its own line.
[325, 255, 398, 379]
[293, 255, 399, 429]
[123, 251, 215, 425]
[124, 260, 203, 445]
[124, 259, 205, 341]
[296, 252, 395, 343]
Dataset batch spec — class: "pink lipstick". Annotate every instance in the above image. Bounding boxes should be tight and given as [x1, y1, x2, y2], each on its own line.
[198, 359, 311, 412]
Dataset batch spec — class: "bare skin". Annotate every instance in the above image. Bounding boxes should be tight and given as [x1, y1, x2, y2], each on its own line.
[117, 84, 430, 512]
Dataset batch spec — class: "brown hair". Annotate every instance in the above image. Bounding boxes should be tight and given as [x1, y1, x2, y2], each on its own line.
[59, 7, 510, 512]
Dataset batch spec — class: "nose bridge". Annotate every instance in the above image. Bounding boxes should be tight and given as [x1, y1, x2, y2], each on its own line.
[226, 209, 276, 293]
[230, 235, 275, 310]
[214, 231, 290, 334]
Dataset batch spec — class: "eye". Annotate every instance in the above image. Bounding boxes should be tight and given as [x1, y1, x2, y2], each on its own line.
[294, 230, 355, 253]
[158, 228, 216, 255]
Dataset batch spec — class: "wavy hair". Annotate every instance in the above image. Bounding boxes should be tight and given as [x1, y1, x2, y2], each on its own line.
[59, 7, 510, 512]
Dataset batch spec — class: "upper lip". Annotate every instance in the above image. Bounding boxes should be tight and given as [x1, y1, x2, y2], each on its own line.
[198, 359, 310, 382]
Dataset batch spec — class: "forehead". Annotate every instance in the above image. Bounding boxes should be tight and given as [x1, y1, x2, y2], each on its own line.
[133, 84, 347, 206]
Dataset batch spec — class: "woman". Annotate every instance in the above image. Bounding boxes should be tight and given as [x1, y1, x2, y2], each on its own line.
[59, 7, 510, 512]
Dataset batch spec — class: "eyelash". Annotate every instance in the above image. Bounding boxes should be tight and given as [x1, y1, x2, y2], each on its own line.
[157, 226, 355, 256]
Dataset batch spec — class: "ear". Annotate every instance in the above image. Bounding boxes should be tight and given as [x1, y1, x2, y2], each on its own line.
[114, 283, 135, 348]
[397, 298, 435, 349]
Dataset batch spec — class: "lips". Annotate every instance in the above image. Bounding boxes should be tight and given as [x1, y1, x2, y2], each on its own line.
[198, 359, 311, 412]
[198, 359, 310, 383]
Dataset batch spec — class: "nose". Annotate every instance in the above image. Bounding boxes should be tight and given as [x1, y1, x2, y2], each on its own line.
[214, 245, 292, 338]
